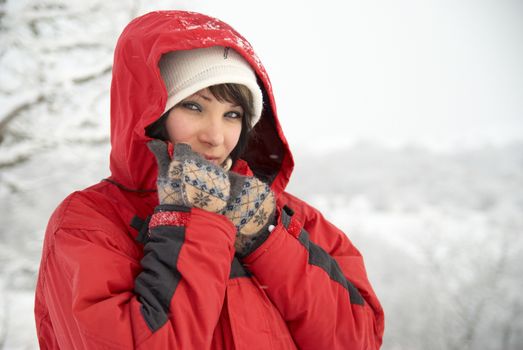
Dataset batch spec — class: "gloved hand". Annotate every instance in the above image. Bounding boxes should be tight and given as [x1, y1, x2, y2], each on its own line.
[224, 172, 276, 256]
[147, 140, 230, 212]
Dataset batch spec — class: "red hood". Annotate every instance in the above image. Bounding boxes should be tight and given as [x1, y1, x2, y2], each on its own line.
[108, 10, 293, 195]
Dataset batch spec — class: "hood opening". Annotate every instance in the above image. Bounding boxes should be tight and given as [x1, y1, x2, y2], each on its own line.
[108, 11, 293, 196]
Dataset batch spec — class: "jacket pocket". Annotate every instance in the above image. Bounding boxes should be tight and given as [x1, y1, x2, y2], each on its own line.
[226, 277, 297, 350]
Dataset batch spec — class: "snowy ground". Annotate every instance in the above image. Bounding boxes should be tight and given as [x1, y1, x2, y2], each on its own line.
[0, 291, 38, 349]
[289, 143, 523, 350]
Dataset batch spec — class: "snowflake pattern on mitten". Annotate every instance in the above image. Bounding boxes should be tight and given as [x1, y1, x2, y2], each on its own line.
[181, 159, 230, 212]
[223, 175, 275, 237]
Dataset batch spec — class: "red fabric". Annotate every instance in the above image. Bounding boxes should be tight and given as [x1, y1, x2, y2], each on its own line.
[34, 10, 384, 349]
[286, 214, 303, 238]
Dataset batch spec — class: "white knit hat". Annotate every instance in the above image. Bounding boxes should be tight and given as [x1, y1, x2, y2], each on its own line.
[158, 46, 263, 127]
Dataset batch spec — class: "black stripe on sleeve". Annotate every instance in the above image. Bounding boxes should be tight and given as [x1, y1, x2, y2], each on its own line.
[281, 206, 364, 306]
[297, 229, 364, 305]
[134, 225, 185, 332]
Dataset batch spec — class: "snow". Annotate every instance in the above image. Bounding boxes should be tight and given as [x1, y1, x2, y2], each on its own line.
[1, 0, 522, 349]
[0, 290, 39, 349]
[288, 144, 523, 349]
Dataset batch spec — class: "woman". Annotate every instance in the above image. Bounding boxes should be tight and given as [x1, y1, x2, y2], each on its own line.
[34, 10, 384, 349]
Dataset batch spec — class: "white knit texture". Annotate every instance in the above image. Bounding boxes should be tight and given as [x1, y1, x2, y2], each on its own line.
[159, 46, 263, 126]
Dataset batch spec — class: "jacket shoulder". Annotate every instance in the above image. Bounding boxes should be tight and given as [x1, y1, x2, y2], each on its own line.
[279, 191, 362, 257]
[49, 183, 121, 230]
[278, 191, 323, 227]
[44, 182, 140, 258]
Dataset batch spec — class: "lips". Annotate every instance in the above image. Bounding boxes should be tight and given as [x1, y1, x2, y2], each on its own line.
[203, 155, 220, 164]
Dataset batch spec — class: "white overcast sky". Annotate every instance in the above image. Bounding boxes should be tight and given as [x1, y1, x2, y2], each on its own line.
[139, 0, 523, 152]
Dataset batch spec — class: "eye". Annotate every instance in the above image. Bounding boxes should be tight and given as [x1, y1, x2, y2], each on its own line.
[180, 101, 202, 112]
[225, 110, 243, 120]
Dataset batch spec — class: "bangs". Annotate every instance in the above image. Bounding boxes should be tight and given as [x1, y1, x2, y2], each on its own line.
[208, 83, 256, 162]
[208, 83, 253, 115]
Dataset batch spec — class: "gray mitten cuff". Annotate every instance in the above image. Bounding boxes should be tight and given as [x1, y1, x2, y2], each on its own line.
[234, 210, 276, 258]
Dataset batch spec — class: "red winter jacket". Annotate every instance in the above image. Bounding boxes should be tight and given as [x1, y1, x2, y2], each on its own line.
[34, 10, 384, 349]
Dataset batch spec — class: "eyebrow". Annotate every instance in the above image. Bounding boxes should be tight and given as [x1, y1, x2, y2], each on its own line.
[192, 91, 241, 108]
[194, 92, 212, 101]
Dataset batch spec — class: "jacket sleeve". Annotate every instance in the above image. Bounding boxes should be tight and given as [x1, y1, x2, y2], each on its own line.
[39, 200, 236, 349]
[241, 193, 385, 349]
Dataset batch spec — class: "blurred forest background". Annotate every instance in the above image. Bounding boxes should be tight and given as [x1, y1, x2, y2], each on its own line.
[0, 0, 522, 349]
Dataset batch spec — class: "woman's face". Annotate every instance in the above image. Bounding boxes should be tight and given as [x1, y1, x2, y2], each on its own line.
[165, 88, 243, 165]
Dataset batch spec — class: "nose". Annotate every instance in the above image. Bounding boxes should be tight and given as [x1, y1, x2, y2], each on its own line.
[198, 114, 224, 147]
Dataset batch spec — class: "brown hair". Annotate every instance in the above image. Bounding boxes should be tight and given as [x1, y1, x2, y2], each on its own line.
[145, 83, 255, 162]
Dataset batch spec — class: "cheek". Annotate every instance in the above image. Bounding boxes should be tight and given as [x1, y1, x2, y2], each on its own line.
[224, 123, 242, 152]
[165, 114, 194, 144]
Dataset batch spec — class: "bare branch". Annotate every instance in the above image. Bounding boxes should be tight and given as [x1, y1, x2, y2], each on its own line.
[40, 42, 106, 53]
[72, 64, 112, 84]
[0, 152, 32, 170]
[0, 93, 45, 142]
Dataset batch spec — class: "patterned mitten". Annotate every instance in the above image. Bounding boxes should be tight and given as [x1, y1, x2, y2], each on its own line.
[147, 140, 230, 212]
[223, 172, 276, 256]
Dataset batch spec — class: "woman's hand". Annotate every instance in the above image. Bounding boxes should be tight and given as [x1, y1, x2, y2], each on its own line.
[223, 172, 276, 255]
[148, 139, 274, 255]
[147, 140, 230, 212]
